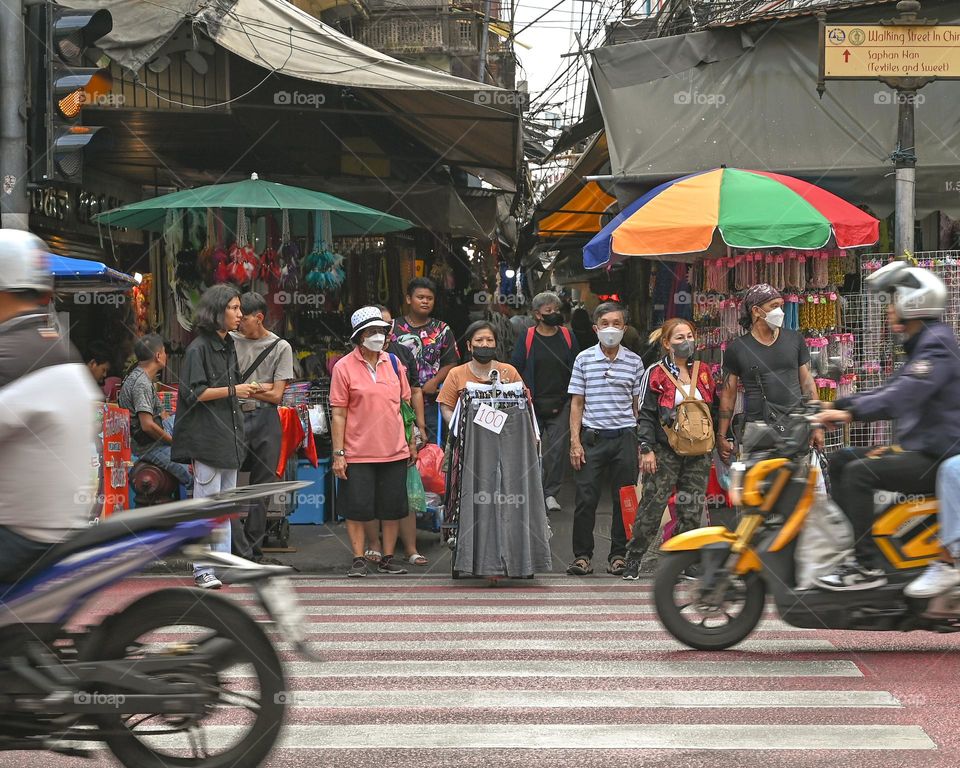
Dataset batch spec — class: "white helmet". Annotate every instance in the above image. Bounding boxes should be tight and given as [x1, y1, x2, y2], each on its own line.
[0, 229, 54, 294]
[865, 260, 947, 320]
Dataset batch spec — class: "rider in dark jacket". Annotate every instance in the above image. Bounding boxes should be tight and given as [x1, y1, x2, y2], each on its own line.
[816, 261, 960, 591]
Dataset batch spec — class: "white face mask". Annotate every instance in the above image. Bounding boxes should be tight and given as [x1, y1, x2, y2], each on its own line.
[597, 327, 624, 348]
[762, 307, 785, 329]
[362, 333, 386, 351]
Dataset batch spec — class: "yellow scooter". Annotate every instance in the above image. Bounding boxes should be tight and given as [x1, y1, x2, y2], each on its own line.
[652, 404, 947, 650]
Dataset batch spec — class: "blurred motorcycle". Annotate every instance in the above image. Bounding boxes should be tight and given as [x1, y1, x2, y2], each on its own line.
[0, 481, 312, 767]
[653, 405, 950, 650]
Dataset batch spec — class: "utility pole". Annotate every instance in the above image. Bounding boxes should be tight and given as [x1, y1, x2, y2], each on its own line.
[477, 0, 493, 83]
[0, 0, 29, 230]
[894, 88, 918, 257]
[889, 0, 925, 257]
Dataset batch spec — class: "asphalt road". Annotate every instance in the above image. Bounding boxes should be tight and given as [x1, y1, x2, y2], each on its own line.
[14, 573, 960, 768]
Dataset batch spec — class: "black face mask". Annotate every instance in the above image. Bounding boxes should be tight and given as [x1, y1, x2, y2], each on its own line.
[541, 312, 564, 326]
[471, 346, 497, 364]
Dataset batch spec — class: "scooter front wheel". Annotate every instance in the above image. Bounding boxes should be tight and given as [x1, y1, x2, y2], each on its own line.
[654, 550, 766, 651]
[82, 588, 285, 768]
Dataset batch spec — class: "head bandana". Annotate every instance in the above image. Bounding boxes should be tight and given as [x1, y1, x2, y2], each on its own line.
[740, 283, 782, 329]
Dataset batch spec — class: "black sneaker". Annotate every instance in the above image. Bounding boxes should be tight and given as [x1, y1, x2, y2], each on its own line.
[814, 560, 887, 591]
[621, 560, 641, 581]
[377, 557, 408, 575]
[347, 558, 368, 578]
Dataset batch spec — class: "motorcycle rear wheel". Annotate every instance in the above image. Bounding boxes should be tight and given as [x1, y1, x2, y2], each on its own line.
[83, 587, 286, 768]
[654, 550, 766, 651]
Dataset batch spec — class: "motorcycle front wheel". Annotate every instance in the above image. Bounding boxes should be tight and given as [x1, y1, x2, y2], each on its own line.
[83, 587, 286, 768]
[654, 550, 766, 651]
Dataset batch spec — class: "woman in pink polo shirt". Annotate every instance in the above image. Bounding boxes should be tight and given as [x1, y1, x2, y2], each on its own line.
[330, 306, 417, 578]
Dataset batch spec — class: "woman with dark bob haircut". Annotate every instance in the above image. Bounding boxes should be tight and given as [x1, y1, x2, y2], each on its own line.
[173, 284, 262, 589]
[437, 320, 523, 426]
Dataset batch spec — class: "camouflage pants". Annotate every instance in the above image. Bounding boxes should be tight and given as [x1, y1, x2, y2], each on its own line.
[626, 444, 713, 561]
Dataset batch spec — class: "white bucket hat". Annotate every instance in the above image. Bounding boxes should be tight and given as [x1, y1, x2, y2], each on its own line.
[350, 305, 391, 341]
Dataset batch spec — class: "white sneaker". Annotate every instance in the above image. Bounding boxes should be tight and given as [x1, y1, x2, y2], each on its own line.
[194, 573, 222, 590]
[904, 561, 960, 598]
[545, 496, 561, 513]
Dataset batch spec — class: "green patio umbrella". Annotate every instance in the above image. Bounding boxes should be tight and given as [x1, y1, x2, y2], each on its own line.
[93, 173, 413, 235]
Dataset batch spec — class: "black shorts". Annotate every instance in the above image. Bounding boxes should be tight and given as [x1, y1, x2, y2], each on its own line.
[339, 459, 408, 522]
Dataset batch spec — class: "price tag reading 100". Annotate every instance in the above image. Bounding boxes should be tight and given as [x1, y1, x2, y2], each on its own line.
[473, 403, 508, 435]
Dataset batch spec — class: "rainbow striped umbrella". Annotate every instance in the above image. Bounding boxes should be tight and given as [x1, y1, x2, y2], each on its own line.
[583, 168, 879, 269]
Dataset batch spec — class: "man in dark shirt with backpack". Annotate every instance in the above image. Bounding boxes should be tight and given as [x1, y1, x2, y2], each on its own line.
[512, 291, 579, 513]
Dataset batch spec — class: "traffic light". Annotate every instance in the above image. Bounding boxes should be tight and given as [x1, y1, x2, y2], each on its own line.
[29, 5, 113, 184]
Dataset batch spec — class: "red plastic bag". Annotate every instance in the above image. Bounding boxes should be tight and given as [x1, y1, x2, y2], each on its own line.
[416, 444, 446, 495]
[619, 484, 639, 539]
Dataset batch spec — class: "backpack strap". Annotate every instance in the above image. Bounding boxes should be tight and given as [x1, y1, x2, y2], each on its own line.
[524, 326, 536, 357]
[657, 362, 695, 400]
[527, 325, 573, 354]
[388, 353, 399, 378]
[241, 338, 282, 382]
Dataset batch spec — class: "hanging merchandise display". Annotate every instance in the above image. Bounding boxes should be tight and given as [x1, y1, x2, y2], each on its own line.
[131, 274, 153, 334]
[278, 209, 300, 294]
[682, 246, 871, 453]
[444, 377, 552, 580]
[303, 211, 346, 297]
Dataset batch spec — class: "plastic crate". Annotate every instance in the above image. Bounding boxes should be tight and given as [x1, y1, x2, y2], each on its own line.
[289, 459, 329, 524]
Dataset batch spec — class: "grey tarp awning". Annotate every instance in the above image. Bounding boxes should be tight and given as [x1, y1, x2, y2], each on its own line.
[65, 0, 520, 189]
[588, 0, 960, 217]
[548, 29, 751, 158]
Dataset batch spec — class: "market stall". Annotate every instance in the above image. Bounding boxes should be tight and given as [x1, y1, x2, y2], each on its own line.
[94, 174, 414, 532]
[583, 168, 881, 454]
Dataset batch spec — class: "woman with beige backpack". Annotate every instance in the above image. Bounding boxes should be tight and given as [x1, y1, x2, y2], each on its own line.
[622, 318, 716, 580]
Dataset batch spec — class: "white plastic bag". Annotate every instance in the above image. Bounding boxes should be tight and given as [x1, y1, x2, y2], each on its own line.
[307, 405, 329, 436]
[795, 491, 854, 589]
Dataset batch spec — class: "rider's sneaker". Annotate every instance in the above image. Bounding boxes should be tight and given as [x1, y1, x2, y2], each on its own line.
[194, 572, 222, 590]
[904, 561, 960, 598]
[621, 559, 641, 581]
[814, 560, 887, 591]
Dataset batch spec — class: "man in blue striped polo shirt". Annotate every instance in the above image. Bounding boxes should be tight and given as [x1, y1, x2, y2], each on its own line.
[567, 302, 644, 576]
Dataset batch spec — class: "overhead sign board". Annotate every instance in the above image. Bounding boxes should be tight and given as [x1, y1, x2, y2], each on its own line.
[823, 24, 960, 79]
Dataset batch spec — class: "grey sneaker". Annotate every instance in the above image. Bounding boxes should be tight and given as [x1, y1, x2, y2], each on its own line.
[377, 557, 408, 575]
[545, 496, 562, 513]
[194, 573, 222, 590]
[347, 558, 368, 578]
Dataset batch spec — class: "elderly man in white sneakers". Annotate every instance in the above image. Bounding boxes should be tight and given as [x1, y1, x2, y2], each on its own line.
[905, 456, 960, 598]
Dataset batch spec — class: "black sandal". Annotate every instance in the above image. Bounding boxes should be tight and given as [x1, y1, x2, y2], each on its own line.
[567, 558, 593, 576]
